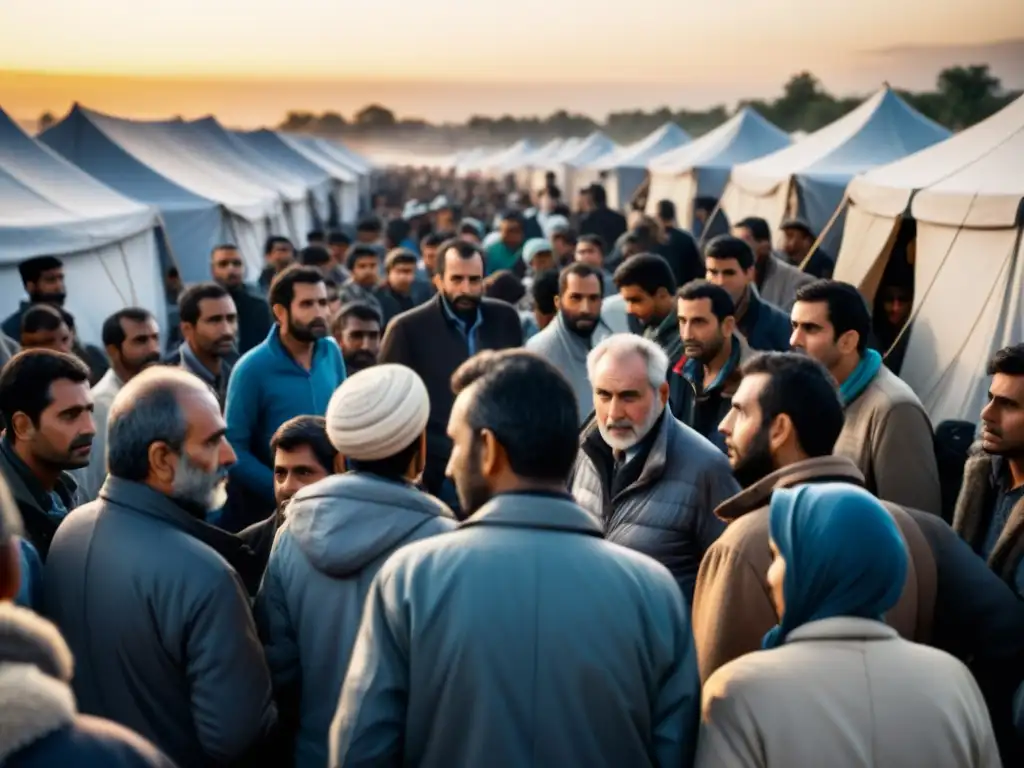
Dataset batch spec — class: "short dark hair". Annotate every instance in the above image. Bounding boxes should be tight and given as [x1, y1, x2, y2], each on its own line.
[451, 350, 578, 482]
[332, 301, 382, 335]
[677, 279, 735, 321]
[328, 231, 352, 246]
[385, 248, 418, 272]
[656, 200, 676, 221]
[484, 271, 525, 305]
[551, 228, 578, 247]
[435, 237, 485, 278]
[532, 269, 560, 314]
[421, 231, 450, 249]
[385, 218, 411, 246]
[499, 210, 525, 228]
[307, 229, 325, 241]
[270, 415, 337, 475]
[356, 215, 383, 234]
[178, 283, 230, 325]
[299, 245, 331, 267]
[588, 184, 608, 207]
[734, 217, 772, 243]
[794, 280, 872, 354]
[458, 220, 483, 239]
[210, 243, 238, 257]
[21, 305, 66, 335]
[740, 352, 844, 457]
[264, 235, 293, 255]
[705, 234, 755, 271]
[613, 253, 676, 296]
[987, 343, 1024, 377]
[102, 308, 155, 349]
[18, 256, 62, 286]
[577, 233, 606, 254]
[346, 244, 382, 271]
[0, 349, 91, 430]
[559, 263, 604, 295]
[269, 265, 325, 309]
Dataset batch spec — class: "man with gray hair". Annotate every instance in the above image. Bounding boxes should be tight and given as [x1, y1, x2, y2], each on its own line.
[571, 333, 739, 604]
[43, 367, 277, 767]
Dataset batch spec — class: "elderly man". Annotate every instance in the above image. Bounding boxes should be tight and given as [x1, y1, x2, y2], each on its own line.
[571, 334, 739, 603]
[44, 368, 276, 767]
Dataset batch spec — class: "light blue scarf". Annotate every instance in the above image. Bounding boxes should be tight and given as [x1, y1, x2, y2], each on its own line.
[839, 348, 882, 406]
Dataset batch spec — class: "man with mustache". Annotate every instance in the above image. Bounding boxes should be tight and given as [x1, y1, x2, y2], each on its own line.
[209, 244, 272, 359]
[225, 265, 346, 524]
[527, 263, 610, 425]
[331, 301, 382, 374]
[0, 350, 95, 562]
[379, 238, 522, 510]
[72, 308, 162, 503]
[44, 367, 277, 767]
[175, 283, 238, 410]
[571, 334, 739, 603]
[1, 255, 68, 342]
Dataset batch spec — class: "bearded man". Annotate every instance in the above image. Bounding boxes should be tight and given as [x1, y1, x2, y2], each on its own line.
[570, 334, 739, 603]
[526, 263, 611, 425]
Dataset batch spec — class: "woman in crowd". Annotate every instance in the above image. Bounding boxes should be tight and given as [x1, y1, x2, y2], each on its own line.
[696, 483, 1000, 768]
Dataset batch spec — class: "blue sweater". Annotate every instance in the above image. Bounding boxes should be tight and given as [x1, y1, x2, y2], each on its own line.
[225, 326, 346, 505]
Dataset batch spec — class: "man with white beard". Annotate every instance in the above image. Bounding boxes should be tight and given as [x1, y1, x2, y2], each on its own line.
[44, 367, 277, 767]
[570, 334, 739, 604]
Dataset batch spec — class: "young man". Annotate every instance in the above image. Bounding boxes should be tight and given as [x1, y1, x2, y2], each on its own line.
[379, 248, 431, 318]
[209, 244, 273, 358]
[578, 183, 627, 255]
[339, 244, 385, 316]
[655, 199, 704, 288]
[732, 216, 815, 311]
[331, 302, 382, 374]
[575, 234, 616, 296]
[176, 283, 239, 409]
[225, 266, 346, 518]
[326, 231, 351, 284]
[2, 255, 67, 342]
[670, 280, 752, 452]
[704, 234, 791, 352]
[779, 217, 834, 279]
[258, 236, 296, 295]
[613, 253, 681, 367]
[484, 211, 526, 276]
[20, 305, 73, 354]
[791, 279, 940, 514]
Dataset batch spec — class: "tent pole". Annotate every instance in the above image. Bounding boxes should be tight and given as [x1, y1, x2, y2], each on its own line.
[799, 195, 850, 272]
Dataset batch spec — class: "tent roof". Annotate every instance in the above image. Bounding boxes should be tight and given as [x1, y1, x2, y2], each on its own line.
[0, 108, 158, 260]
[847, 94, 1024, 227]
[319, 138, 372, 174]
[648, 108, 791, 174]
[481, 139, 537, 172]
[730, 87, 951, 197]
[592, 123, 690, 170]
[522, 137, 566, 166]
[279, 134, 359, 183]
[555, 132, 619, 168]
[236, 129, 335, 188]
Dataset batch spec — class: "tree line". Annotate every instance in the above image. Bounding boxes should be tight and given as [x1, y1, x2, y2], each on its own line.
[276, 65, 1019, 145]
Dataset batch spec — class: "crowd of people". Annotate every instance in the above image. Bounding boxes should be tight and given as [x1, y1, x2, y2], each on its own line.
[0, 173, 1021, 767]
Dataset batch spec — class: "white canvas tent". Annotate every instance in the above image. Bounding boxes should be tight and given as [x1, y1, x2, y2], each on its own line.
[575, 123, 690, 209]
[279, 135, 363, 222]
[834, 94, 1024, 423]
[479, 139, 537, 177]
[531, 132, 618, 198]
[514, 137, 568, 188]
[720, 87, 950, 253]
[0, 108, 166, 345]
[646, 108, 791, 229]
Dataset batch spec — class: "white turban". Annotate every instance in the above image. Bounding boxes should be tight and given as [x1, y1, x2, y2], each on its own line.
[326, 364, 430, 461]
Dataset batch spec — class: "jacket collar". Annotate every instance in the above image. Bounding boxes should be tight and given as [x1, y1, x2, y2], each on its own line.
[460, 491, 603, 537]
[784, 616, 898, 645]
[438, 293, 482, 333]
[580, 408, 673, 498]
[715, 455, 865, 522]
[0, 436, 77, 516]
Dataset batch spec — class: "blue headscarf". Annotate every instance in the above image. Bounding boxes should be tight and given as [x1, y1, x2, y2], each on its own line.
[762, 483, 908, 650]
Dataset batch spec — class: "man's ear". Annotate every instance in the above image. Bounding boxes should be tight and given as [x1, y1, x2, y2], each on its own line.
[836, 330, 859, 356]
[271, 303, 287, 327]
[9, 412, 36, 443]
[768, 413, 794, 454]
[148, 441, 177, 485]
[722, 316, 737, 337]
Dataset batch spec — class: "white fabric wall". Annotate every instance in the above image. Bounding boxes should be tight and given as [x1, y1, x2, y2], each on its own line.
[720, 180, 789, 232]
[833, 204, 901, 299]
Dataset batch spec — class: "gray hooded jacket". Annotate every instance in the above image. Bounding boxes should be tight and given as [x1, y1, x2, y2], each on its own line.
[254, 472, 455, 768]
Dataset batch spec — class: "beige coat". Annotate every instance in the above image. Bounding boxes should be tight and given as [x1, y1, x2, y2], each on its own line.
[759, 252, 815, 312]
[691, 456, 937, 683]
[833, 363, 942, 515]
[696, 617, 1001, 768]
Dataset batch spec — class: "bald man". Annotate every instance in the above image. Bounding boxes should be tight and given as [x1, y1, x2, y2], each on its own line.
[44, 368, 277, 767]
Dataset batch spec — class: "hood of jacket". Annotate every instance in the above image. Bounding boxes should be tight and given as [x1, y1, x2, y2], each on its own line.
[286, 472, 455, 577]
[0, 603, 77, 760]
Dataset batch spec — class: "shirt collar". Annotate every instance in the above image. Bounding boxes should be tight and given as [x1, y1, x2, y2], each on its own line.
[439, 294, 482, 331]
[179, 342, 219, 386]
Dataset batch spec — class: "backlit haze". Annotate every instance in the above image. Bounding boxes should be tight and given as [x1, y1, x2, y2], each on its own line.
[2, 0, 1022, 127]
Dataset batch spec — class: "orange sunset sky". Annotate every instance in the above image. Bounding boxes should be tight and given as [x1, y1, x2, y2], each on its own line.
[2, 0, 1023, 127]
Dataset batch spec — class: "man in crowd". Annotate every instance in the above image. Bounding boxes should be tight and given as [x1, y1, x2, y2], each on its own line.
[527, 263, 609, 425]
[550, 226, 578, 266]
[670, 280, 752, 452]
[379, 248, 431, 319]
[791, 280, 940, 514]
[0, 350, 93, 562]
[331, 350, 699, 767]
[655, 200, 705, 288]
[520, 269, 558, 341]
[331, 302, 382, 374]
[44, 367, 277, 767]
[572, 334, 738, 602]
[732, 216, 814, 311]
[575, 234, 616, 296]
[20, 305, 73, 354]
[326, 232, 351, 285]
[485, 211, 526, 276]
[704, 234, 791, 352]
[75, 308, 161, 503]
[692, 351, 1024, 763]
[307, 230, 325, 247]
[259, 236, 296, 295]
[299, 244, 334, 276]
[379, 238, 521, 509]
[355, 216, 384, 247]
[779, 217, 834, 279]
[613, 253, 682, 367]
[176, 284, 238, 409]
[954, 343, 1024, 596]
[226, 265, 346, 522]
[579, 183, 627, 253]
[210, 244, 273, 358]
[258, 365, 455, 768]
[338, 244, 387, 318]
[457, 219, 484, 245]
[2, 255, 67, 341]
[417, 231, 448, 289]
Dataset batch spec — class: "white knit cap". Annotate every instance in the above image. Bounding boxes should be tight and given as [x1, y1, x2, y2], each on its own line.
[326, 364, 430, 461]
